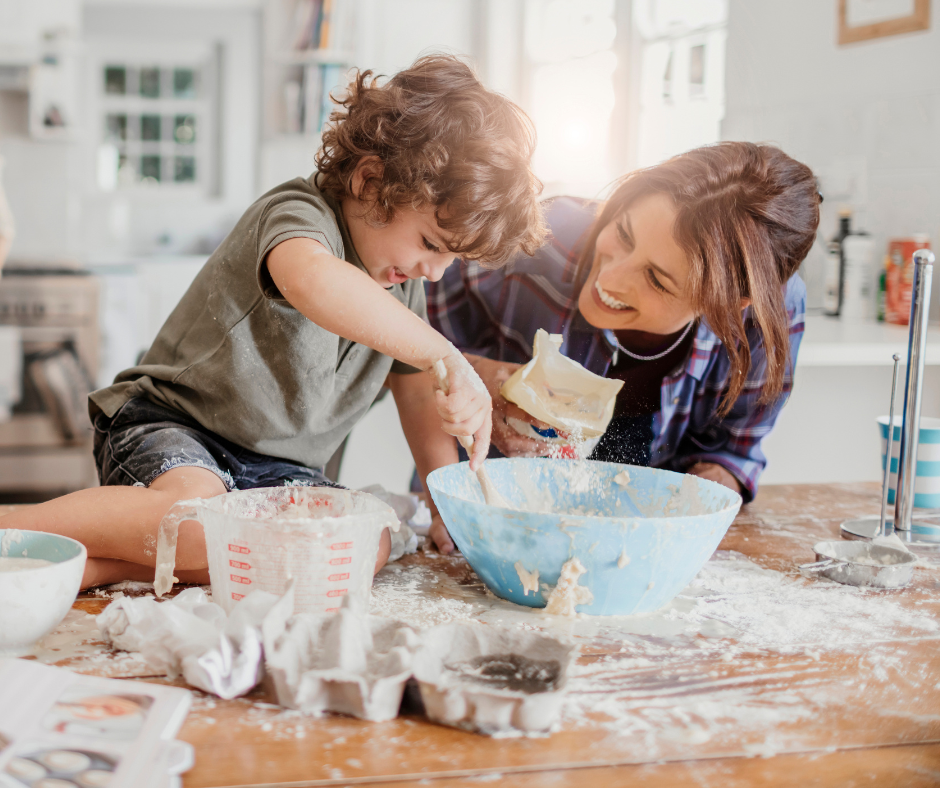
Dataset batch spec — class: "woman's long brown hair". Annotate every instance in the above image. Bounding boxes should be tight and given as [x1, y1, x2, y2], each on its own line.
[577, 142, 821, 415]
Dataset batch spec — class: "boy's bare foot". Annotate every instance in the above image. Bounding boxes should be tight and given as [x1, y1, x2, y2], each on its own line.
[429, 513, 455, 554]
[374, 527, 391, 575]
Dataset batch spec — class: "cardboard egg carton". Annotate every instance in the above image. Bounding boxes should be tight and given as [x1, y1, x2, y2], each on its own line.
[413, 622, 577, 735]
[103, 579, 579, 734]
[262, 584, 419, 723]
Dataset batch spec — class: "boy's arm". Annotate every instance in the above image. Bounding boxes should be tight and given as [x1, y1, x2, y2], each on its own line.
[267, 237, 491, 467]
[268, 237, 450, 370]
[387, 370, 460, 554]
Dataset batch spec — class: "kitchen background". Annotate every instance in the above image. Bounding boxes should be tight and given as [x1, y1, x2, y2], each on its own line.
[0, 0, 936, 499]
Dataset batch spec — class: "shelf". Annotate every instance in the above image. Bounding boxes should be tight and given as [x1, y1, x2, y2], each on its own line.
[267, 49, 354, 66]
[797, 315, 940, 367]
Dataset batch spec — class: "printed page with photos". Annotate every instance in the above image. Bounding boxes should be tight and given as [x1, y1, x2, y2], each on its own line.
[0, 659, 193, 788]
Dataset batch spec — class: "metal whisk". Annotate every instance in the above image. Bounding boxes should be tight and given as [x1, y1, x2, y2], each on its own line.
[879, 354, 900, 538]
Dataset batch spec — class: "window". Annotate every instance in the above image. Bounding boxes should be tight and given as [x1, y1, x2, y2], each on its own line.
[634, 0, 727, 167]
[524, 0, 618, 196]
[663, 50, 673, 101]
[688, 43, 705, 96]
[94, 50, 215, 192]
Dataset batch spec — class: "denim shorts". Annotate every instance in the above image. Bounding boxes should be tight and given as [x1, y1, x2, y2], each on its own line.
[93, 397, 341, 491]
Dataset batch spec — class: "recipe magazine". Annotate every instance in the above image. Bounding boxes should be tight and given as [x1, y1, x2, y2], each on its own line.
[0, 659, 193, 788]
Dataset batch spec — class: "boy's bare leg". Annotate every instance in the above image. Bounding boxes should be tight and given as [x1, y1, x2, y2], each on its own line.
[80, 559, 212, 589]
[89, 524, 391, 587]
[0, 466, 226, 589]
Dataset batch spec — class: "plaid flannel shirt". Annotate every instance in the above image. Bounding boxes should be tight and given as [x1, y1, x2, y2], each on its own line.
[426, 196, 806, 502]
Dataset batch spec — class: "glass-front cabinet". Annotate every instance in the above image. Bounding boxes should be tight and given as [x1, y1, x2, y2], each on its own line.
[92, 43, 217, 192]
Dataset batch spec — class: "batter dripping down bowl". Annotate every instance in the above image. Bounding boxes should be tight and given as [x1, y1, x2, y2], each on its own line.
[426, 459, 742, 616]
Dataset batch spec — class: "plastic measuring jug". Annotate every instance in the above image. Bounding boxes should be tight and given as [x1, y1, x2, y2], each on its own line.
[154, 486, 399, 614]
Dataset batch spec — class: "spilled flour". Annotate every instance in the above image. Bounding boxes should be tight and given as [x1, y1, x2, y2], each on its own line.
[676, 552, 938, 648]
[24, 535, 940, 757]
[543, 558, 594, 616]
[514, 562, 540, 596]
[370, 562, 480, 629]
[553, 551, 940, 753]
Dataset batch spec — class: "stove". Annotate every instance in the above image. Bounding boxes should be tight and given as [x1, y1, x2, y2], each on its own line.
[0, 268, 100, 494]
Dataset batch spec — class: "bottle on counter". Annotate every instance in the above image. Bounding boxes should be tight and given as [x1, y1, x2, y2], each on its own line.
[877, 257, 887, 322]
[885, 234, 931, 325]
[841, 232, 874, 320]
[823, 207, 852, 317]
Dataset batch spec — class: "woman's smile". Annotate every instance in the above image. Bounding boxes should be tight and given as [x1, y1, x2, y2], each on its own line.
[593, 279, 633, 312]
[578, 193, 696, 335]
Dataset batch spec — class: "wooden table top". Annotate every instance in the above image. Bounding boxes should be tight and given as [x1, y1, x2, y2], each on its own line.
[6, 482, 940, 787]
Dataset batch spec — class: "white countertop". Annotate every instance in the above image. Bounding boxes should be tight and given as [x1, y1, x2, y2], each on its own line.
[798, 315, 940, 366]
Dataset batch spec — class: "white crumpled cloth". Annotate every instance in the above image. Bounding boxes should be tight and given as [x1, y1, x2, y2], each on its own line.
[97, 587, 278, 699]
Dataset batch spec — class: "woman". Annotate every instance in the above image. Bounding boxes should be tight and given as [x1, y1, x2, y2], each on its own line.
[426, 142, 820, 552]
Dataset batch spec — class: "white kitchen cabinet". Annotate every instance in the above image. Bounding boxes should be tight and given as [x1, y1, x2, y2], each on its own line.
[91, 256, 206, 389]
[0, 0, 81, 61]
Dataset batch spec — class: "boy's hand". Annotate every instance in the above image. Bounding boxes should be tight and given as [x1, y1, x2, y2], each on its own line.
[466, 355, 553, 458]
[430, 351, 493, 470]
[428, 512, 455, 554]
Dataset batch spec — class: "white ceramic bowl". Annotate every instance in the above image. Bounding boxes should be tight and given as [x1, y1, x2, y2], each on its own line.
[0, 529, 86, 656]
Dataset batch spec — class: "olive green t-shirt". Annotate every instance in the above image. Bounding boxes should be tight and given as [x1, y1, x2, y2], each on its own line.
[89, 175, 426, 469]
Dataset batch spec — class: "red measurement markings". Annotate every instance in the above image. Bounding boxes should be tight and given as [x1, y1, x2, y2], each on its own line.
[330, 542, 353, 550]
[230, 574, 251, 585]
[231, 593, 244, 601]
[328, 572, 350, 582]
[326, 589, 347, 598]
[229, 544, 250, 555]
[329, 556, 351, 566]
[229, 560, 250, 570]
[325, 607, 339, 613]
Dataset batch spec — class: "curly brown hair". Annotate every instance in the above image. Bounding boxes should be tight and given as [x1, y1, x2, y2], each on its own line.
[316, 55, 547, 266]
[577, 142, 821, 415]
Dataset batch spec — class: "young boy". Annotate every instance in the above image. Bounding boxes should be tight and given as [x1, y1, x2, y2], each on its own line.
[1, 55, 546, 588]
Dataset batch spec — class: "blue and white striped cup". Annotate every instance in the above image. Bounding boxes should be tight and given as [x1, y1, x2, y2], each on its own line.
[879, 415, 940, 510]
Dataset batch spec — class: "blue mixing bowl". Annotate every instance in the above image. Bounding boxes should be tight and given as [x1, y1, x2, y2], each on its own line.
[427, 459, 742, 616]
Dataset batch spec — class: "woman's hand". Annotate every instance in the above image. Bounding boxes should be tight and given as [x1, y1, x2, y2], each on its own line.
[687, 462, 743, 494]
[465, 354, 554, 458]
